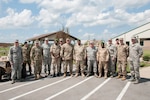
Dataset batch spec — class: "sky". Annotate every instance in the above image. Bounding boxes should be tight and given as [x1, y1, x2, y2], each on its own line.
[0, 0, 150, 43]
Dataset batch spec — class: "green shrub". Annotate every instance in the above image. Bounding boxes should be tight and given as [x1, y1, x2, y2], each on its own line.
[143, 55, 150, 61]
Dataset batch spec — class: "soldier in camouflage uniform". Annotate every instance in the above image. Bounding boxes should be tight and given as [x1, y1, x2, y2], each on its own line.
[59, 38, 64, 75]
[86, 41, 98, 78]
[73, 40, 86, 77]
[42, 38, 51, 76]
[107, 39, 117, 77]
[50, 39, 61, 77]
[9, 40, 23, 84]
[116, 38, 129, 81]
[22, 42, 32, 78]
[97, 42, 109, 79]
[128, 36, 143, 84]
[30, 40, 43, 80]
[60, 38, 74, 77]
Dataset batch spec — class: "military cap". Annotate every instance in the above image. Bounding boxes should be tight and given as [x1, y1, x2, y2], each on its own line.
[59, 38, 63, 41]
[66, 38, 70, 40]
[89, 40, 94, 44]
[119, 38, 123, 41]
[35, 40, 39, 43]
[45, 38, 49, 41]
[15, 39, 19, 43]
[131, 36, 136, 40]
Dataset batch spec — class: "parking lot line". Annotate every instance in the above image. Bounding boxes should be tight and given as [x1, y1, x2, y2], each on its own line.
[0, 80, 41, 94]
[116, 82, 131, 100]
[81, 78, 111, 100]
[45, 76, 93, 100]
[9, 77, 71, 100]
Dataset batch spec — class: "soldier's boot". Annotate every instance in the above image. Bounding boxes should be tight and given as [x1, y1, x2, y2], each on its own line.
[63, 72, 67, 77]
[75, 73, 78, 77]
[129, 75, 135, 81]
[116, 75, 121, 79]
[48, 70, 51, 75]
[134, 78, 139, 84]
[94, 73, 98, 78]
[70, 72, 73, 77]
[81, 72, 85, 77]
[53, 72, 56, 77]
[121, 76, 126, 81]
[104, 72, 107, 79]
[11, 80, 15, 84]
[98, 73, 102, 78]
[86, 73, 90, 77]
[34, 75, 38, 80]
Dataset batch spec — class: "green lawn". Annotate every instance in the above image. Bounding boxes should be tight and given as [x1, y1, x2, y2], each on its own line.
[0, 47, 10, 56]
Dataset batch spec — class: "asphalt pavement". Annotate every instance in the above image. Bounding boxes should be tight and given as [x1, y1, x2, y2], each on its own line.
[0, 66, 150, 100]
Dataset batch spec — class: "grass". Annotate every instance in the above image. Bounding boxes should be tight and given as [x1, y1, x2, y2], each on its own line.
[0, 47, 10, 56]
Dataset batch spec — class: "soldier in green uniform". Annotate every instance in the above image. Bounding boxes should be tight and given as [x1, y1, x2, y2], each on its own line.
[30, 40, 43, 80]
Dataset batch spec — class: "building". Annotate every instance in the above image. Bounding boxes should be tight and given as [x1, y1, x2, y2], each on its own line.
[112, 22, 150, 50]
[26, 30, 79, 44]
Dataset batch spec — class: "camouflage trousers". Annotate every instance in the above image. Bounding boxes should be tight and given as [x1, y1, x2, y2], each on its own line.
[108, 56, 116, 75]
[98, 61, 108, 76]
[128, 59, 140, 79]
[11, 61, 22, 80]
[51, 58, 60, 75]
[33, 60, 42, 77]
[63, 60, 73, 74]
[117, 60, 127, 76]
[75, 60, 85, 73]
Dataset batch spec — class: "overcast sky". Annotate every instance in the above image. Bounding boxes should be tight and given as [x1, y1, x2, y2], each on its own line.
[0, 0, 150, 43]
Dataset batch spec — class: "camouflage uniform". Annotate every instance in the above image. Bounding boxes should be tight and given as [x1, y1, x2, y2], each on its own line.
[107, 42, 117, 77]
[42, 39, 51, 75]
[9, 40, 23, 83]
[50, 43, 61, 77]
[128, 37, 143, 83]
[30, 41, 43, 79]
[97, 46, 109, 78]
[59, 38, 64, 75]
[117, 42, 129, 80]
[60, 39, 74, 77]
[73, 43, 86, 77]
[86, 41, 98, 77]
[22, 43, 32, 77]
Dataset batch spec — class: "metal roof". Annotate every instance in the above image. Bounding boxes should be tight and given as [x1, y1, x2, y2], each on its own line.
[26, 31, 79, 42]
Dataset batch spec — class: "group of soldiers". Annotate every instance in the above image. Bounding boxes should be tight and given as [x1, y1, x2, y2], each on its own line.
[8, 36, 143, 84]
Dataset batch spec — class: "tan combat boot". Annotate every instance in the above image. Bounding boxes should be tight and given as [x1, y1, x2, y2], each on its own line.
[104, 73, 107, 79]
[75, 73, 78, 77]
[94, 73, 98, 78]
[63, 73, 66, 77]
[81, 72, 85, 77]
[121, 76, 126, 81]
[116, 75, 121, 79]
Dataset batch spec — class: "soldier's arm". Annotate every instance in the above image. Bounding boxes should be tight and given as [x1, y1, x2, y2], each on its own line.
[8, 47, 13, 64]
[30, 47, 34, 62]
[138, 45, 143, 58]
[126, 45, 129, 57]
[113, 45, 117, 59]
[106, 49, 110, 62]
[20, 47, 23, 63]
[96, 48, 99, 62]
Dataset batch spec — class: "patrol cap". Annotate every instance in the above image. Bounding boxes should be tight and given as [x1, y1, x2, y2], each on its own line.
[131, 36, 136, 40]
[119, 38, 123, 41]
[108, 39, 112, 41]
[15, 39, 19, 43]
[59, 38, 63, 42]
[35, 40, 39, 44]
[66, 38, 70, 41]
[24, 41, 27, 44]
[89, 40, 94, 44]
[45, 38, 49, 41]
[54, 38, 59, 42]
